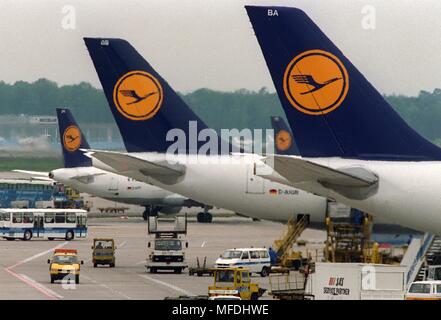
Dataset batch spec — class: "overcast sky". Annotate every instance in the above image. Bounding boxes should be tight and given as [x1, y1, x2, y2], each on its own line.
[0, 0, 440, 96]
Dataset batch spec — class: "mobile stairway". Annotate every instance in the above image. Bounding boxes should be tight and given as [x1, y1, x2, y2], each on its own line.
[403, 233, 441, 286]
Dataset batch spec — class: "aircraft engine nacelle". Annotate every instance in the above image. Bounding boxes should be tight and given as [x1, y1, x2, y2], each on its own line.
[158, 206, 182, 214]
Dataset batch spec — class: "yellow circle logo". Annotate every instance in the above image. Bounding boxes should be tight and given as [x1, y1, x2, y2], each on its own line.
[283, 50, 349, 115]
[275, 130, 292, 151]
[113, 70, 163, 121]
[63, 126, 82, 152]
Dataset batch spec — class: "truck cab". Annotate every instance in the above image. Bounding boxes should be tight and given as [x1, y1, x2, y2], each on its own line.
[146, 215, 188, 274]
[92, 238, 116, 267]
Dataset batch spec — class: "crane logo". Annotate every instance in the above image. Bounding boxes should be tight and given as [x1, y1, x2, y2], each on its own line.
[63, 125, 82, 152]
[275, 129, 292, 152]
[113, 70, 163, 121]
[283, 50, 349, 115]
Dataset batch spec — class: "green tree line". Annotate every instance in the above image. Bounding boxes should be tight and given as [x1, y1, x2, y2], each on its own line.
[1, 79, 441, 143]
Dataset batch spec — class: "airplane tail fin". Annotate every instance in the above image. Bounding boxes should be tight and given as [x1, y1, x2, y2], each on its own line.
[56, 108, 92, 168]
[271, 116, 299, 155]
[246, 6, 441, 160]
[84, 38, 223, 154]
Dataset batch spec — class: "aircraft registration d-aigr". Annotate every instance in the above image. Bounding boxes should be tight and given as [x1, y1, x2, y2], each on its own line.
[246, 5, 441, 234]
[82, 37, 328, 226]
[22, 108, 207, 220]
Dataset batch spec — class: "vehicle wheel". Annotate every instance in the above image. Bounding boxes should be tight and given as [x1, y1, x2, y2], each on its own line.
[93, 263, 97, 268]
[75, 275, 79, 284]
[197, 272, 203, 277]
[260, 267, 269, 277]
[48, 237, 54, 241]
[23, 230, 32, 241]
[50, 276, 54, 284]
[150, 268, 157, 273]
[251, 293, 258, 300]
[110, 263, 115, 268]
[6, 237, 14, 241]
[174, 268, 182, 274]
[65, 231, 74, 241]
[197, 212, 213, 223]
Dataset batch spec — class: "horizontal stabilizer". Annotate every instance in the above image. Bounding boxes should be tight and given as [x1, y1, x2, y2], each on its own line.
[13, 170, 49, 177]
[260, 155, 378, 200]
[29, 176, 54, 182]
[85, 150, 185, 179]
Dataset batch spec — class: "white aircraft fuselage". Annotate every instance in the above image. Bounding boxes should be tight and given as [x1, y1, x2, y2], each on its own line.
[91, 152, 328, 223]
[263, 157, 441, 234]
[50, 166, 188, 209]
[89, 152, 415, 231]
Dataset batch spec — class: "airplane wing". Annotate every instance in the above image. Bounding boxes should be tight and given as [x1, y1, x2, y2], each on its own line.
[259, 155, 378, 200]
[85, 150, 185, 179]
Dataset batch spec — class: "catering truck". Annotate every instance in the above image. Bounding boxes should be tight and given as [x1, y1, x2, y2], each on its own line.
[305, 263, 406, 300]
[146, 215, 188, 274]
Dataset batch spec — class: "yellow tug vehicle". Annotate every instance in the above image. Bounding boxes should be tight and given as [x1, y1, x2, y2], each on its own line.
[48, 249, 83, 284]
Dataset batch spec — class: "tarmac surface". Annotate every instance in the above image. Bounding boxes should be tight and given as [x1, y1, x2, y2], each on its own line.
[0, 216, 325, 300]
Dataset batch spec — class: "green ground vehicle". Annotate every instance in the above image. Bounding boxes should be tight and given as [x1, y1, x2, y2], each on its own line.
[92, 238, 116, 267]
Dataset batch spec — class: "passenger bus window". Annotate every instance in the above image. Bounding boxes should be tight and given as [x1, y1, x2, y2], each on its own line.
[242, 251, 249, 260]
[45, 213, 55, 224]
[66, 213, 76, 223]
[0, 213, 4, 221]
[4, 213, 10, 221]
[23, 213, 34, 223]
[260, 251, 269, 258]
[437, 285, 441, 294]
[12, 213, 23, 224]
[242, 272, 250, 283]
[77, 215, 86, 227]
[55, 213, 66, 223]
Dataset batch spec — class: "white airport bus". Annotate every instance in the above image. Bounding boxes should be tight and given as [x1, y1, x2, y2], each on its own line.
[0, 209, 87, 241]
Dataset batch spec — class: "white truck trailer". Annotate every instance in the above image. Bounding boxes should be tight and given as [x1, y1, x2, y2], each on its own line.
[306, 263, 406, 300]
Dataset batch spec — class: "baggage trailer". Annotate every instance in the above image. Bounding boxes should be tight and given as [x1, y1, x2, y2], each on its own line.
[189, 257, 214, 277]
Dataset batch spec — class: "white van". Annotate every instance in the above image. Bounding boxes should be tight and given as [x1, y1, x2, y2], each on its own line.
[406, 281, 441, 300]
[215, 248, 271, 277]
